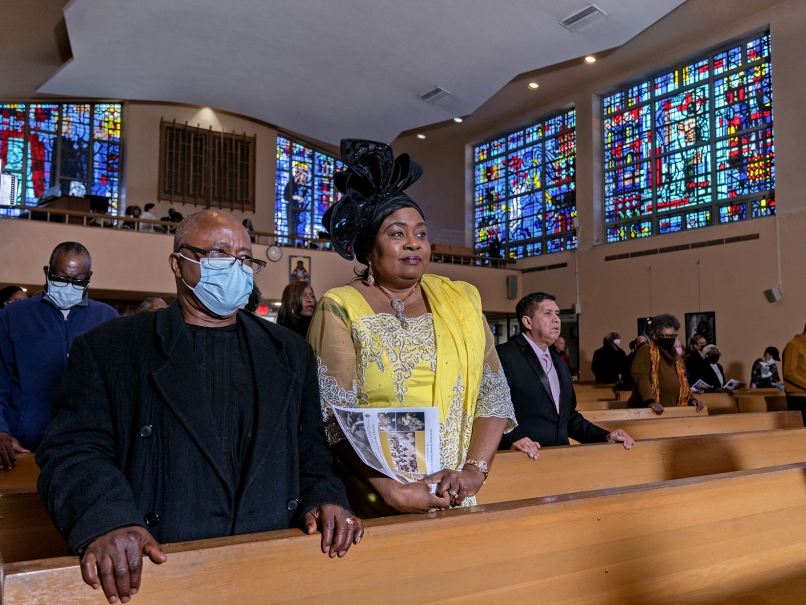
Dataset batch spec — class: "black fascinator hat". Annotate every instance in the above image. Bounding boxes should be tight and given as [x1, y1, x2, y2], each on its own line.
[328, 139, 424, 262]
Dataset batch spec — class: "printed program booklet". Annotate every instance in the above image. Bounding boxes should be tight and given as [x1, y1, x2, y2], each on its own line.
[332, 406, 441, 484]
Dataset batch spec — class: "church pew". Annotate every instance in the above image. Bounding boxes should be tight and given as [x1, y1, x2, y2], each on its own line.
[480, 428, 806, 504]
[691, 392, 738, 414]
[589, 410, 802, 442]
[0, 454, 68, 564]
[6, 463, 806, 604]
[4, 420, 803, 566]
[581, 406, 703, 423]
[577, 399, 629, 410]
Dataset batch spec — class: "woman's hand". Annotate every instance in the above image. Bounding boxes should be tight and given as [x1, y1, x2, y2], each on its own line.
[380, 480, 451, 514]
[690, 398, 705, 412]
[649, 401, 664, 415]
[425, 467, 486, 507]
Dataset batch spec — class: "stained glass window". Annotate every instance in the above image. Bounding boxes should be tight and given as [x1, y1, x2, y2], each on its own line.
[473, 108, 576, 259]
[0, 102, 123, 214]
[275, 136, 343, 244]
[602, 31, 774, 242]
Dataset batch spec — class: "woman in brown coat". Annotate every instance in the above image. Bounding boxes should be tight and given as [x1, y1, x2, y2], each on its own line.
[629, 313, 704, 415]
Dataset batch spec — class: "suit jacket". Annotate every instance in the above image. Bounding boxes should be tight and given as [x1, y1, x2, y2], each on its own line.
[686, 355, 725, 391]
[497, 334, 609, 448]
[36, 303, 350, 553]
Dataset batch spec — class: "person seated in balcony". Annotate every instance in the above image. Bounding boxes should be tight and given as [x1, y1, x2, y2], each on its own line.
[138, 203, 157, 232]
[0, 242, 118, 466]
[37, 210, 360, 605]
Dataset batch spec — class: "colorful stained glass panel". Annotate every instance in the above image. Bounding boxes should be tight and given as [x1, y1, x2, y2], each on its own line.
[61, 104, 91, 180]
[0, 104, 25, 173]
[716, 127, 774, 199]
[714, 46, 742, 75]
[654, 85, 709, 154]
[686, 208, 711, 229]
[545, 132, 575, 185]
[93, 104, 121, 142]
[604, 162, 652, 222]
[655, 145, 712, 212]
[747, 34, 771, 62]
[714, 64, 773, 137]
[603, 106, 652, 168]
[751, 197, 775, 218]
[658, 214, 683, 233]
[507, 144, 541, 194]
[719, 202, 746, 222]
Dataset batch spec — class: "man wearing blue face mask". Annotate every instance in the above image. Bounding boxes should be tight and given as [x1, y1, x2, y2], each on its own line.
[37, 209, 362, 605]
[0, 242, 118, 466]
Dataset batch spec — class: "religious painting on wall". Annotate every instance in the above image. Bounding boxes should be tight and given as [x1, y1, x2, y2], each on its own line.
[685, 312, 716, 347]
[289, 255, 311, 283]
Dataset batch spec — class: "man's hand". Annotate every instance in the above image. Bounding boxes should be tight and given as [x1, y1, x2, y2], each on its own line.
[0, 432, 29, 470]
[606, 429, 635, 450]
[691, 398, 705, 412]
[649, 402, 664, 415]
[80, 526, 166, 603]
[510, 437, 540, 459]
[302, 504, 363, 558]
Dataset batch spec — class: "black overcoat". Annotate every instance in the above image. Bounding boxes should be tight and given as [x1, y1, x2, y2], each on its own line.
[497, 334, 609, 448]
[36, 303, 350, 553]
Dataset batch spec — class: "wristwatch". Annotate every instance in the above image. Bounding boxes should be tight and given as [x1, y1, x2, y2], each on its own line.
[463, 458, 489, 480]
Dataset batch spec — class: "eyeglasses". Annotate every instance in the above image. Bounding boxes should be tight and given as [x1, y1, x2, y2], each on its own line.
[657, 334, 678, 340]
[178, 244, 266, 274]
[48, 270, 91, 290]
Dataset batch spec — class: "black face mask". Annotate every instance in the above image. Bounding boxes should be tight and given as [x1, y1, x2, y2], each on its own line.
[707, 354, 720, 363]
[656, 337, 676, 351]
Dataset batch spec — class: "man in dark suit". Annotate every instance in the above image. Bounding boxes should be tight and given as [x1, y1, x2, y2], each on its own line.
[497, 292, 634, 459]
[37, 210, 361, 605]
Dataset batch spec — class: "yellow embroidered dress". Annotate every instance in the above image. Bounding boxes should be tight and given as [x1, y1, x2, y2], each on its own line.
[308, 274, 515, 476]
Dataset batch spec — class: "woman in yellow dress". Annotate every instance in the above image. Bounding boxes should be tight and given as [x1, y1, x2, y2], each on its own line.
[309, 139, 516, 514]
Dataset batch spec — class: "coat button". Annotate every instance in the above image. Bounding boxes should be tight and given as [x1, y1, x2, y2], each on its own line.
[139, 425, 153, 438]
[144, 512, 160, 526]
[286, 498, 299, 511]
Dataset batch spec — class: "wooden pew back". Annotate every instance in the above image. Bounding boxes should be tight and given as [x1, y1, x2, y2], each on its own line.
[692, 392, 738, 414]
[6, 463, 806, 604]
[481, 428, 806, 504]
[581, 406, 703, 423]
[592, 410, 802, 441]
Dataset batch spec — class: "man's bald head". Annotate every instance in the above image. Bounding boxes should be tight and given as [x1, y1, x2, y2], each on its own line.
[174, 210, 248, 252]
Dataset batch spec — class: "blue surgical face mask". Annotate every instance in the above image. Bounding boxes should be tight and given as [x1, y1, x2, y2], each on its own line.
[180, 254, 253, 317]
[45, 280, 86, 310]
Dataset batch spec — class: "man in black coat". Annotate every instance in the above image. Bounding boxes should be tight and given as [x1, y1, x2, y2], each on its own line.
[497, 292, 634, 458]
[591, 331, 628, 384]
[37, 210, 361, 605]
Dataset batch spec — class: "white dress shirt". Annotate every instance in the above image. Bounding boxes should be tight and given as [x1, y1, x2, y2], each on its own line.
[524, 334, 561, 413]
[711, 363, 725, 386]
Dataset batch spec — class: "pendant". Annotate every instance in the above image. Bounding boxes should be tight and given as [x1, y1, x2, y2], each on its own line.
[391, 299, 408, 329]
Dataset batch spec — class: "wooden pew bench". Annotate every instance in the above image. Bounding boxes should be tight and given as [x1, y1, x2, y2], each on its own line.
[581, 406, 703, 423]
[577, 400, 629, 411]
[6, 463, 806, 604]
[481, 428, 806, 504]
[589, 410, 802, 442]
[0, 454, 68, 564]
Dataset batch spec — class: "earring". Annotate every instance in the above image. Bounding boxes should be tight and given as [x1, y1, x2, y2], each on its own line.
[367, 261, 375, 286]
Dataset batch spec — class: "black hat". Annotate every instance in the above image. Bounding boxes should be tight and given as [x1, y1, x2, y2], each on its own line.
[328, 139, 424, 261]
[765, 346, 780, 361]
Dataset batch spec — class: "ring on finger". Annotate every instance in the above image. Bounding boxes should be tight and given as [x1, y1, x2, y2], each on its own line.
[345, 517, 355, 526]
[449, 490, 459, 499]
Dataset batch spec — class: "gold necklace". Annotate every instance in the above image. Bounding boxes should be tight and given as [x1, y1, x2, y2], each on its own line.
[374, 281, 421, 329]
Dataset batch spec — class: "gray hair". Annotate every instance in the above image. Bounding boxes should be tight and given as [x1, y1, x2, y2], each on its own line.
[702, 344, 720, 358]
[138, 297, 166, 313]
[173, 212, 203, 252]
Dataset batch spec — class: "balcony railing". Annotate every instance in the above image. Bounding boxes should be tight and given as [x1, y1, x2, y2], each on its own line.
[1, 205, 514, 268]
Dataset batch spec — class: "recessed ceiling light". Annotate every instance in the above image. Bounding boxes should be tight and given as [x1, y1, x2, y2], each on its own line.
[584, 55, 596, 64]
[528, 82, 539, 89]
[417, 134, 426, 139]
[453, 117, 463, 123]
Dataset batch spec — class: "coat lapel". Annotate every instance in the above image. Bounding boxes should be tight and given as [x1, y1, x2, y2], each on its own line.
[237, 313, 295, 496]
[517, 334, 556, 414]
[150, 304, 234, 498]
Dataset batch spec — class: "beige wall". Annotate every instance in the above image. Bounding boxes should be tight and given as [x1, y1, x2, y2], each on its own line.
[393, 0, 806, 382]
[0, 219, 520, 313]
[122, 103, 278, 234]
